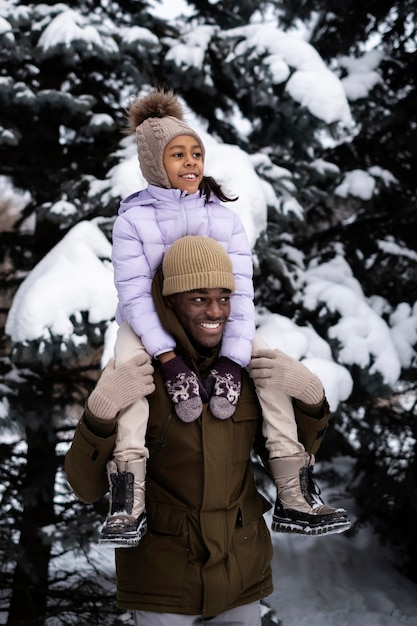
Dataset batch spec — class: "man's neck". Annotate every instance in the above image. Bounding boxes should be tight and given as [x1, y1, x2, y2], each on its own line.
[190, 340, 218, 359]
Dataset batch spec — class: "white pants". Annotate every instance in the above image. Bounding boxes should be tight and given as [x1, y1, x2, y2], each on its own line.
[113, 322, 304, 460]
[133, 601, 262, 625]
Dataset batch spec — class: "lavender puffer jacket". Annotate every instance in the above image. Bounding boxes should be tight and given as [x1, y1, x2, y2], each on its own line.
[112, 184, 255, 367]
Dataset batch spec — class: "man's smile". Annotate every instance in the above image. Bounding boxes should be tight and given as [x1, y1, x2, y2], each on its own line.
[199, 322, 222, 329]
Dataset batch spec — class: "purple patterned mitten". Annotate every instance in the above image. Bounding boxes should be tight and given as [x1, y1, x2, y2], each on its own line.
[208, 357, 242, 419]
[160, 356, 203, 422]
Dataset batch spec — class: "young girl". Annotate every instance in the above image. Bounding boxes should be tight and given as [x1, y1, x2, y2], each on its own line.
[93, 88, 350, 547]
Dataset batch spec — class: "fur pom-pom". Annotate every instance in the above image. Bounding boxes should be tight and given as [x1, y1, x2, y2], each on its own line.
[125, 89, 184, 134]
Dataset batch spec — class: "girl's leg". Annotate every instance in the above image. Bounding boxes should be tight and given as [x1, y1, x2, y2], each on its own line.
[251, 334, 350, 536]
[252, 335, 303, 458]
[113, 321, 150, 461]
[99, 322, 151, 547]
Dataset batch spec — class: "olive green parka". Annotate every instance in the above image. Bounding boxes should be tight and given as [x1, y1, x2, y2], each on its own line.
[65, 271, 329, 617]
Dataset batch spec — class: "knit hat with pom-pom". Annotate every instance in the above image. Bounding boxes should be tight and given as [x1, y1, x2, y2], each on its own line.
[126, 88, 205, 189]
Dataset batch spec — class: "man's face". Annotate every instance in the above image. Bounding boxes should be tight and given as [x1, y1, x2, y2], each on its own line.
[166, 288, 231, 349]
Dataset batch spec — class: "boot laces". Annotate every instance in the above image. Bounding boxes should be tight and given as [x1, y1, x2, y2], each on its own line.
[307, 465, 325, 507]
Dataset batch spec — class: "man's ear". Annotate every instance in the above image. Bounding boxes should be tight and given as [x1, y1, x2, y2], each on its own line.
[164, 295, 174, 309]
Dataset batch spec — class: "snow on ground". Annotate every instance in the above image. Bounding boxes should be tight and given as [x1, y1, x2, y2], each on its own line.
[265, 456, 417, 626]
[269, 527, 417, 626]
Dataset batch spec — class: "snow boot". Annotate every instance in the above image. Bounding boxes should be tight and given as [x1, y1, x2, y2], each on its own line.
[270, 452, 351, 536]
[99, 457, 147, 548]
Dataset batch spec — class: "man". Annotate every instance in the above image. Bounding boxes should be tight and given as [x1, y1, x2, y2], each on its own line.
[65, 236, 332, 625]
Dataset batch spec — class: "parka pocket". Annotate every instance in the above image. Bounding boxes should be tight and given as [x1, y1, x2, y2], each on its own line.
[117, 503, 189, 602]
[232, 493, 273, 593]
[238, 490, 272, 526]
[146, 501, 186, 535]
[231, 395, 261, 464]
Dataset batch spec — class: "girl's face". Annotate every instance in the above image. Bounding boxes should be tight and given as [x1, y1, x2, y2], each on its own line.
[163, 135, 204, 194]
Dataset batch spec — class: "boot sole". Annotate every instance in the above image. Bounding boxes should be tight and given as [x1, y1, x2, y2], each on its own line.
[99, 517, 147, 548]
[272, 517, 351, 536]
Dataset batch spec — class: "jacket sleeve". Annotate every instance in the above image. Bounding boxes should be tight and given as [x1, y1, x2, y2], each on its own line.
[64, 409, 116, 504]
[112, 214, 175, 357]
[220, 212, 255, 367]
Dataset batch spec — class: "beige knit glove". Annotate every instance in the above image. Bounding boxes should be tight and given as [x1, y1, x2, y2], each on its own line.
[247, 347, 324, 405]
[87, 354, 155, 420]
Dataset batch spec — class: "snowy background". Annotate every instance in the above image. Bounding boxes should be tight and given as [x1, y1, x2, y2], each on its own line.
[1, 0, 417, 623]
[5, 136, 417, 624]
[5, 0, 416, 391]
[5, 133, 413, 410]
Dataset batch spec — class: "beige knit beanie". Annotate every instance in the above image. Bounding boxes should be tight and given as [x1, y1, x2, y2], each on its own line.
[126, 89, 205, 189]
[162, 236, 236, 296]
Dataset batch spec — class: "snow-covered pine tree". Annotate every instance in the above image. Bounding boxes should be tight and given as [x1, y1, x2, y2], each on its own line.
[0, 0, 416, 622]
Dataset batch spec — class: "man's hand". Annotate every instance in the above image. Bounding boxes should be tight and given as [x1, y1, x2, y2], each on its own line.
[87, 354, 155, 420]
[247, 347, 324, 405]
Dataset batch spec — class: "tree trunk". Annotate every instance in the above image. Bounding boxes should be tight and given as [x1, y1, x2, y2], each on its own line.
[7, 381, 57, 626]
